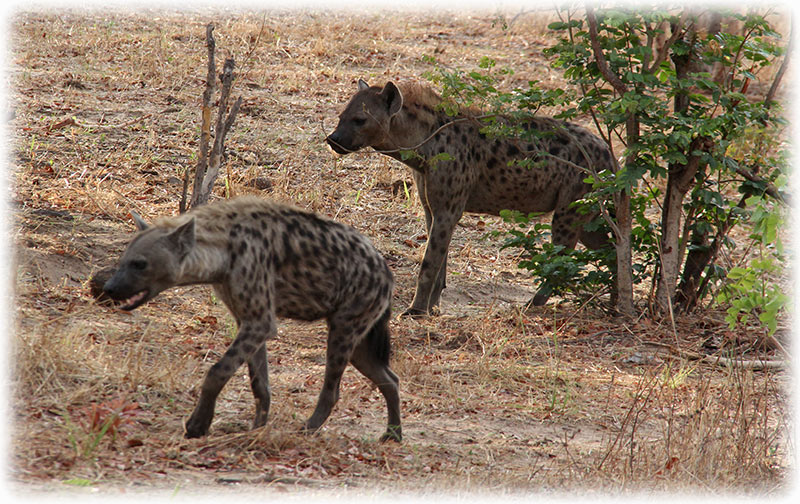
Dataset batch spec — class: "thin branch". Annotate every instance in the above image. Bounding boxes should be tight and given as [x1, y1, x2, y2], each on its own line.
[704, 355, 786, 370]
[734, 165, 789, 205]
[586, 6, 628, 95]
[224, 96, 243, 133]
[238, 11, 268, 79]
[645, 12, 688, 74]
[200, 57, 237, 203]
[327, 112, 496, 156]
[765, 12, 794, 107]
[184, 23, 216, 212]
[643, 340, 788, 370]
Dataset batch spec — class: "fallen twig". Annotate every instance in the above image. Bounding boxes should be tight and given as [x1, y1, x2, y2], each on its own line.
[642, 340, 787, 370]
[43, 113, 153, 133]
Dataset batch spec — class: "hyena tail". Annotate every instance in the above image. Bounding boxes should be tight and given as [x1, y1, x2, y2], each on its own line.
[366, 306, 392, 366]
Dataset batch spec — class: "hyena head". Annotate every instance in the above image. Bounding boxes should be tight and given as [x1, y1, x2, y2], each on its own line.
[326, 79, 403, 155]
[103, 213, 195, 311]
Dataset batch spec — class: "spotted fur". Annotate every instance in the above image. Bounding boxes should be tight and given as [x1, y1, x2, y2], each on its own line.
[103, 196, 401, 442]
[327, 80, 614, 316]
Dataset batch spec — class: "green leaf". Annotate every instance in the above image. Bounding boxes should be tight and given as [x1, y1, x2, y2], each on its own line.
[63, 478, 94, 487]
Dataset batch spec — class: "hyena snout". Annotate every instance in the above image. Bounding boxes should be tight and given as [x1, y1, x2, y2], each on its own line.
[102, 269, 153, 311]
[325, 130, 356, 155]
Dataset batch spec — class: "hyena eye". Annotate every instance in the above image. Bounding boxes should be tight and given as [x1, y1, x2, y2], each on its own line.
[352, 117, 367, 126]
[130, 259, 148, 271]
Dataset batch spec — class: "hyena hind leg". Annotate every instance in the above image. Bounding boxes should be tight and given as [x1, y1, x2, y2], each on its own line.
[247, 344, 271, 429]
[301, 325, 355, 434]
[528, 208, 586, 307]
[349, 336, 402, 442]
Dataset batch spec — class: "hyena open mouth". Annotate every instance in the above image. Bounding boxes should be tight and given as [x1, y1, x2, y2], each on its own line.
[112, 289, 151, 311]
[119, 289, 150, 311]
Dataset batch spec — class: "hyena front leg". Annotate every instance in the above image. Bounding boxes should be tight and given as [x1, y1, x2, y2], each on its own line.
[185, 318, 275, 438]
[404, 208, 461, 317]
[412, 171, 450, 316]
[421, 202, 449, 305]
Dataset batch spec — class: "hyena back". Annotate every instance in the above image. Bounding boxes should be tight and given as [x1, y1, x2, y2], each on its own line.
[326, 79, 615, 316]
[103, 196, 401, 442]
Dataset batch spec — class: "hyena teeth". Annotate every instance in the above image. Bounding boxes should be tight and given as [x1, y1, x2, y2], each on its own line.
[124, 290, 147, 306]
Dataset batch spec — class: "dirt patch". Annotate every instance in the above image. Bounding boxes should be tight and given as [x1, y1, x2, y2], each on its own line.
[7, 7, 791, 498]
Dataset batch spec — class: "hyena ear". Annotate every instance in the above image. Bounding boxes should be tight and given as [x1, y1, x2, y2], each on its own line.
[381, 82, 403, 117]
[130, 210, 149, 231]
[357, 78, 370, 91]
[168, 218, 196, 260]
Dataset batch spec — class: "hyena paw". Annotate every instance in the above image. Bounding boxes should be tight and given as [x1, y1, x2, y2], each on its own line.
[527, 291, 551, 308]
[251, 412, 268, 430]
[379, 425, 402, 443]
[300, 421, 321, 435]
[400, 307, 432, 319]
[184, 414, 212, 438]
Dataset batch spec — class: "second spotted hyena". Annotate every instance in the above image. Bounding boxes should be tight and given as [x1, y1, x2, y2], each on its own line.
[326, 79, 615, 316]
[102, 196, 401, 442]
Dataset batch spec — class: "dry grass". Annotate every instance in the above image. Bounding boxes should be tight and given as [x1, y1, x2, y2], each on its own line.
[7, 7, 792, 498]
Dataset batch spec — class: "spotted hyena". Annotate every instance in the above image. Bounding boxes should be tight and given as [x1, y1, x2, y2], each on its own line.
[102, 196, 401, 442]
[326, 79, 615, 316]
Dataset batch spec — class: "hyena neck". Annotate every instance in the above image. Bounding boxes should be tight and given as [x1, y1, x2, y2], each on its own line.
[177, 237, 230, 287]
[381, 83, 470, 170]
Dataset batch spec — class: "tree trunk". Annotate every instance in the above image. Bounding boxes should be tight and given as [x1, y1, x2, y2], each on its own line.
[180, 23, 242, 212]
[185, 23, 216, 212]
[614, 190, 635, 316]
[674, 226, 710, 310]
[655, 171, 689, 312]
[654, 44, 707, 314]
[613, 114, 638, 317]
[676, 195, 745, 311]
[676, 16, 793, 310]
[655, 137, 708, 312]
[586, 6, 636, 316]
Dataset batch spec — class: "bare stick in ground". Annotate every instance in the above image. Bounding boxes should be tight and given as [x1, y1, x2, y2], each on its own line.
[180, 23, 243, 212]
[95, 22, 242, 301]
[201, 58, 242, 204]
[182, 23, 215, 213]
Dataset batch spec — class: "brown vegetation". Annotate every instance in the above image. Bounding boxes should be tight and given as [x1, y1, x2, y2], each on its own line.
[8, 8, 791, 497]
